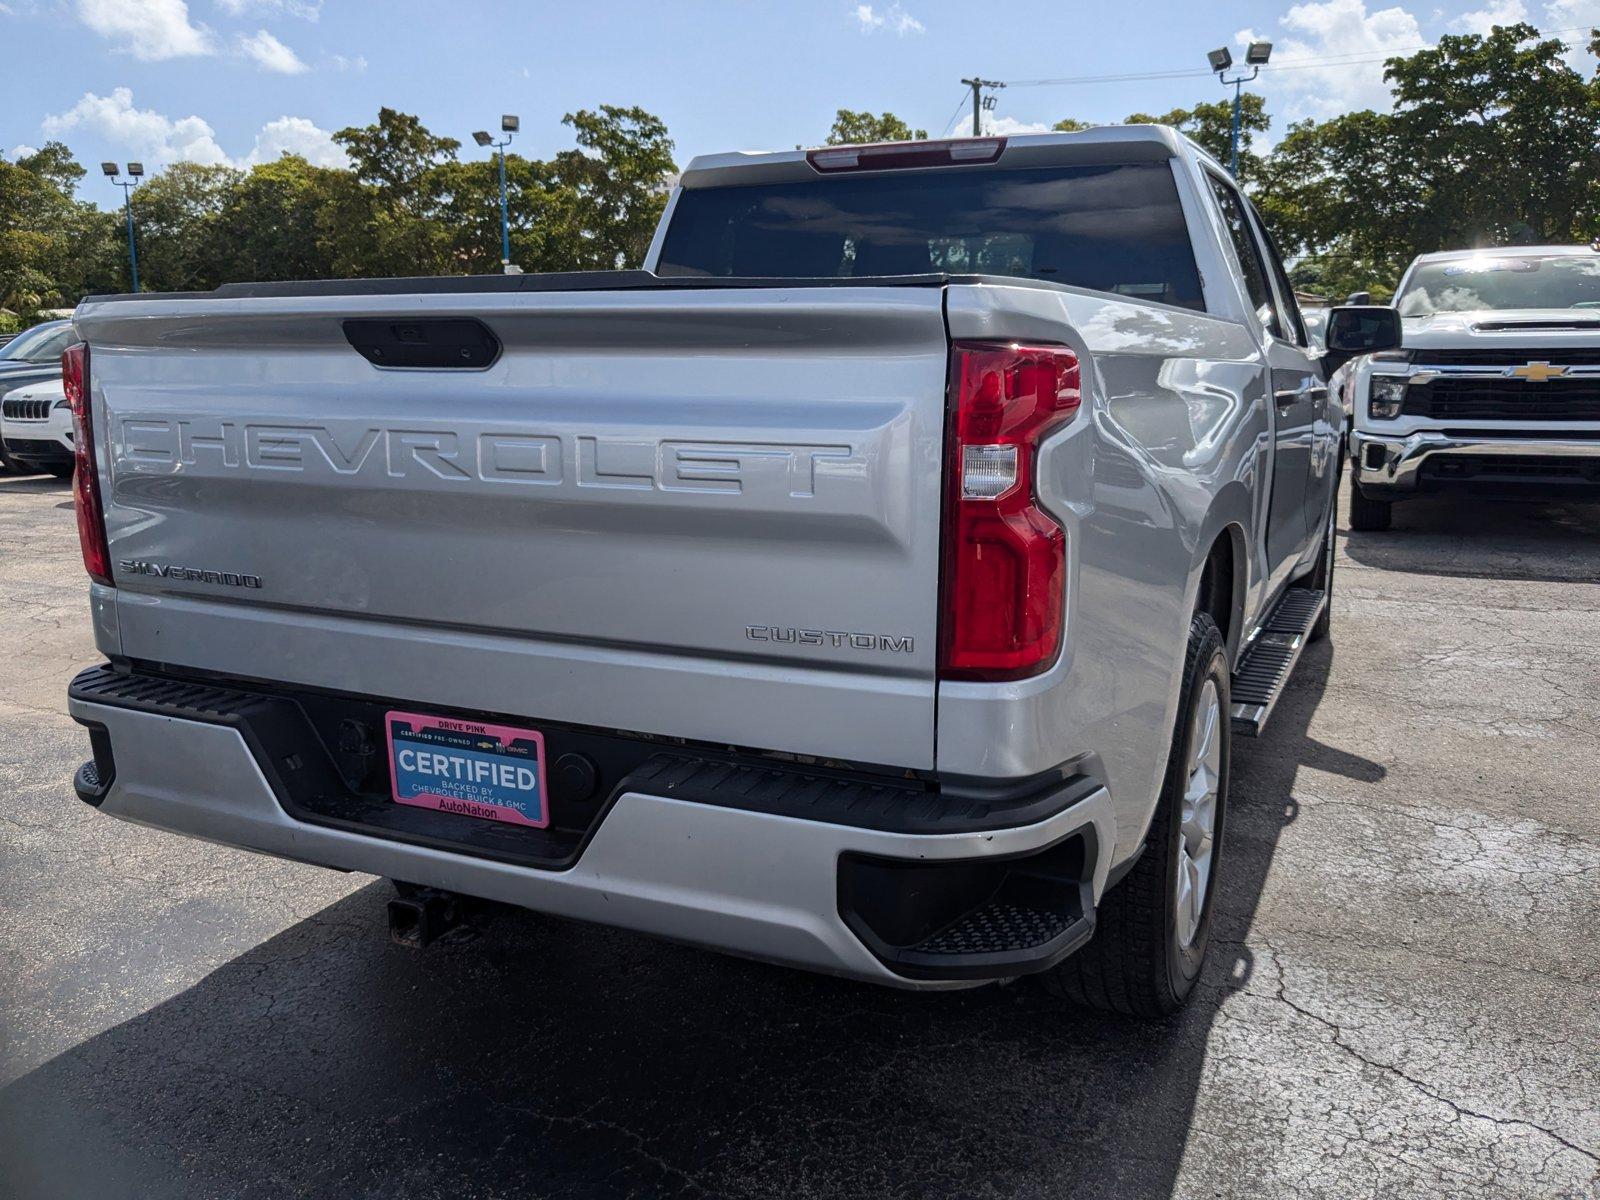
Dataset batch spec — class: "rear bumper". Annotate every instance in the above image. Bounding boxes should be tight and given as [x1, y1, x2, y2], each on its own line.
[1351, 430, 1600, 497]
[68, 665, 1115, 990]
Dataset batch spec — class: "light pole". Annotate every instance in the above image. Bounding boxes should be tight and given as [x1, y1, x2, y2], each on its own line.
[472, 115, 519, 273]
[101, 161, 144, 292]
[1207, 42, 1271, 177]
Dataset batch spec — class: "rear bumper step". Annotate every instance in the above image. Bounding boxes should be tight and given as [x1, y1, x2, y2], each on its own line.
[68, 663, 1117, 988]
[1230, 587, 1325, 737]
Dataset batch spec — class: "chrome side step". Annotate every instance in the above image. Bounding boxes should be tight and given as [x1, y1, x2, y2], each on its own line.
[1230, 587, 1326, 737]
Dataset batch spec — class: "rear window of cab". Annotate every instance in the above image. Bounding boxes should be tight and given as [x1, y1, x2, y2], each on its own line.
[657, 162, 1206, 312]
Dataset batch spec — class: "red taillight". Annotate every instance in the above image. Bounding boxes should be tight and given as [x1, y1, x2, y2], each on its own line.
[940, 341, 1081, 681]
[63, 343, 112, 586]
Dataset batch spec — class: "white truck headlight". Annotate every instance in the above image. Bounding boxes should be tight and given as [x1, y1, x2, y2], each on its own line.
[1369, 376, 1407, 420]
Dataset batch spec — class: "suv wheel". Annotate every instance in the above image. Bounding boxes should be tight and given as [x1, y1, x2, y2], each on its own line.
[1037, 611, 1230, 1017]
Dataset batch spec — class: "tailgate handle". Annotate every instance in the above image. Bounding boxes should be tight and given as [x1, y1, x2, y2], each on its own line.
[342, 318, 501, 370]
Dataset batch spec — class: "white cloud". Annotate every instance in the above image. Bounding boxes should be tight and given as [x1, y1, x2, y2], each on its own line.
[985, 115, 1053, 135]
[75, 0, 215, 60]
[1542, 0, 1600, 68]
[1246, 0, 1425, 119]
[38, 89, 343, 171]
[1544, 0, 1600, 25]
[9, 144, 40, 160]
[214, 0, 321, 18]
[238, 28, 308, 72]
[1454, 0, 1528, 32]
[43, 88, 229, 166]
[243, 115, 345, 167]
[851, 3, 924, 35]
[327, 52, 367, 72]
[73, 0, 315, 70]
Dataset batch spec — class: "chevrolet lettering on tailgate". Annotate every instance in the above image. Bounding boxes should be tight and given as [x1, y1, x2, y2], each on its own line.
[117, 420, 856, 499]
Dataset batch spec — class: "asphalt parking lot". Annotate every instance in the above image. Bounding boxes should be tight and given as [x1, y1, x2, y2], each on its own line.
[0, 471, 1596, 1200]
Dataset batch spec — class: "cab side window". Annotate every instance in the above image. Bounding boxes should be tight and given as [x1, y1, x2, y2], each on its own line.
[1205, 172, 1283, 339]
[1251, 204, 1310, 347]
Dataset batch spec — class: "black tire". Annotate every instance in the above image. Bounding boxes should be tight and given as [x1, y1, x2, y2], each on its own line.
[46, 463, 74, 481]
[1347, 471, 1392, 532]
[0, 446, 24, 475]
[1307, 459, 1339, 642]
[1037, 612, 1231, 1017]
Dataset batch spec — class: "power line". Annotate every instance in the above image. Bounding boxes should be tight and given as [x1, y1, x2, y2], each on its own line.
[938, 91, 972, 137]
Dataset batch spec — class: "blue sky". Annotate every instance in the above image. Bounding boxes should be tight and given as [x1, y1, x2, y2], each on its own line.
[5, 0, 1597, 208]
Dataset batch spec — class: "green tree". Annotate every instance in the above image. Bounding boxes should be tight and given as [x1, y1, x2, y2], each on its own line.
[1054, 96, 1270, 180]
[431, 152, 574, 274]
[1126, 94, 1270, 180]
[1382, 23, 1600, 246]
[334, 107, 459, 204]
[1, 105, 681, 297]
[546, 105, 677, 270]
[332, 107, 461, 276]
[129, 162, 241, 292]
[210, 155, 356, 282]
[1254, 23, 1600, 297]
[826, 109, 928, 145]
[1255, 110, 1410, 297]
[0, 142, 118, 319]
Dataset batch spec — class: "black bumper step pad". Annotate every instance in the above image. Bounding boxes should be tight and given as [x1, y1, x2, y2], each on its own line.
[912, 901, 1078, 956]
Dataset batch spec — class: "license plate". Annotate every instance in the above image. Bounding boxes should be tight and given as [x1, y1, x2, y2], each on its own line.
[385, 710, 549, 828]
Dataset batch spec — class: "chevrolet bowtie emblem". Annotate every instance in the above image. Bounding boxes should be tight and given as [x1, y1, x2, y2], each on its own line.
[1507, 361, 1568, 382]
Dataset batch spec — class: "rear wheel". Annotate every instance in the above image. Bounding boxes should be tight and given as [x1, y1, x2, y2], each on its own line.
[1347, 471, 1392, 532]
[1037, 612, 1230, 1017]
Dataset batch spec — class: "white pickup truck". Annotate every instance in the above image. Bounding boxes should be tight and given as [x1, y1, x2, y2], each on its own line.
[64, 128, 1397, 1016]
[1348, 244, 1600, 529]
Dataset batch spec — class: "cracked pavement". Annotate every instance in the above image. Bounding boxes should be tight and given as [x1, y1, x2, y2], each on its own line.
[0, 471, 1596, 1199]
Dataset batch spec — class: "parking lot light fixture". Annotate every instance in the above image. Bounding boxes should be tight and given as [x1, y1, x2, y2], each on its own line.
[1209, 42, 1270, 177]
[473, 117, 519, 272]
[104, 163, 142, 293]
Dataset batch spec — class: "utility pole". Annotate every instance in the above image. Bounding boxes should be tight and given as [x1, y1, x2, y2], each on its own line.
[960, 77, 1005, 136]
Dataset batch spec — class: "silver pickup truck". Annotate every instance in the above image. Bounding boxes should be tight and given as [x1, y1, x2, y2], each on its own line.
[64, 127, 1398, 1016]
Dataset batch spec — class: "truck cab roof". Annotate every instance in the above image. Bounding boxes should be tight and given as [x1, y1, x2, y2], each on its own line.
[680, 125, 1198, 190]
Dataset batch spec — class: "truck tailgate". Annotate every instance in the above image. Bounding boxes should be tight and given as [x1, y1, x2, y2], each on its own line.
[77, 287, 950, 769]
